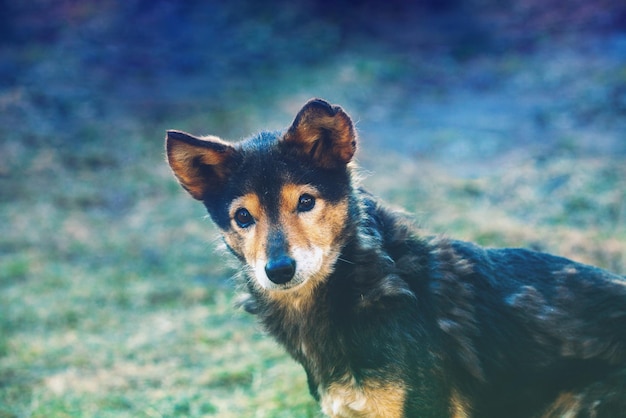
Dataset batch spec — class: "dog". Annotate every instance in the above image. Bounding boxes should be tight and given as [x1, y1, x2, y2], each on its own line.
[165, 98, 626, 417]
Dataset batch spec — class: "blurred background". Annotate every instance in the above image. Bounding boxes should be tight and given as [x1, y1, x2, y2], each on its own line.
[1, 1, 625, 416]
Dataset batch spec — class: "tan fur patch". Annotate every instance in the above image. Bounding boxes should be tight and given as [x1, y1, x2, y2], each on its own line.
[540, 392, 582, 418]
[449, 389, 471, 418]
[320, 376, 406, 418]
[279, 184, 347, 251]
[223, 193, 268, 271]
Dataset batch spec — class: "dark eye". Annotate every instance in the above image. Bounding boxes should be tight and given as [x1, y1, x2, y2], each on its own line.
[297, 194, 315, 212]
[234, 208, 254, 228]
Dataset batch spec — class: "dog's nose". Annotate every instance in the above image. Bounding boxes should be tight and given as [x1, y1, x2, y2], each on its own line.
[265, 256, 296, 284]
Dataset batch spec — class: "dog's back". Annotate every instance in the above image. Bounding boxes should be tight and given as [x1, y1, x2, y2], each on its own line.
[335, 192, 626, 417]
[166, 98, 626, 417]
[419, 238, 626, 417]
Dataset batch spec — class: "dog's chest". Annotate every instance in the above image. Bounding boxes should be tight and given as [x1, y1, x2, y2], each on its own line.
[318, 375, 406, 418]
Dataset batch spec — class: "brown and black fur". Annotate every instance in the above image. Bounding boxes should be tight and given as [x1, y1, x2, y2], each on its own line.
[165, 98, 626, 417]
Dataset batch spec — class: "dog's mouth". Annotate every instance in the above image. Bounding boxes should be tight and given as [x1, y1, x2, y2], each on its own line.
[252, 246, 328, 291]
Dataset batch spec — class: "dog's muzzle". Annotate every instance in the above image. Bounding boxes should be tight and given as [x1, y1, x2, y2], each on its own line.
[265, 256, 296, 284]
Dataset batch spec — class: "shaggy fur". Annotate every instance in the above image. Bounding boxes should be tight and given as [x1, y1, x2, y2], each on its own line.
[166, 98, 626, 417]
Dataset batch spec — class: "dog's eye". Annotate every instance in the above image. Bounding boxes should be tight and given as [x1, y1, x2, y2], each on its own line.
[234, 208, 254, 228]
[297, 194, 315, 212]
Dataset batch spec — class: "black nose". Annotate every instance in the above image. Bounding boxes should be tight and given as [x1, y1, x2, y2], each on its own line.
[265, 256, 296, 284]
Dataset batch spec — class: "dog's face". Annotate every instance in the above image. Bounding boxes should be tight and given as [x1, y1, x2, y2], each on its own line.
[166, 99, 357, 296]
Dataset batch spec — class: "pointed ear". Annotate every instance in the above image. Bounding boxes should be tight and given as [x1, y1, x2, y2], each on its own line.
[165, 130, 237, 200]
[282, 98, 356, 168]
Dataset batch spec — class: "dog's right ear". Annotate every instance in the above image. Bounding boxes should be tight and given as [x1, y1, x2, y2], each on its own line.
[166, 130, 237, 200]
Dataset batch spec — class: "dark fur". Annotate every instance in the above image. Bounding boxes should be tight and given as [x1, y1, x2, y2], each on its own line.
[166, 99, 626, 417]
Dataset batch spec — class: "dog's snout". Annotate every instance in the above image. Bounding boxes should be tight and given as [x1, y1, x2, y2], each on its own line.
[265, 256, 296, 284]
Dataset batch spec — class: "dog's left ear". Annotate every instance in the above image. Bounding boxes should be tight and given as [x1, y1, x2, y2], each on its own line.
[282, 98, 356, 168]
[166, 130, 238, 200]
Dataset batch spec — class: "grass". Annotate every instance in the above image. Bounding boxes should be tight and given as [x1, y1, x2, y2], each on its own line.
[363, 154, 626, 271]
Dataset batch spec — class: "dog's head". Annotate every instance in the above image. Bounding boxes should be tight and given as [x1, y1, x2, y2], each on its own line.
[166, 99, 358, 296]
